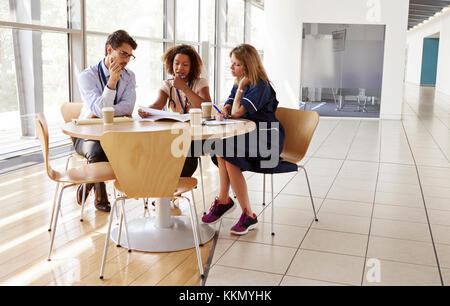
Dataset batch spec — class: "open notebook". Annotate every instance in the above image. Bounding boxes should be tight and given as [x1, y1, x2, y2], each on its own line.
[138, 106, 190, 122]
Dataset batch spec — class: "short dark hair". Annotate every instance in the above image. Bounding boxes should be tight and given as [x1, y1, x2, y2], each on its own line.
[105, 30, 138, 56]
[162, 45, 203, 82]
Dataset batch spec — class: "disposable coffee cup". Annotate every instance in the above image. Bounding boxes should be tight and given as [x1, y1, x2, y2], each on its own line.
[102, 107, 115, 125]
[189, 109, 202, 127]
[201, 102, 213, 119]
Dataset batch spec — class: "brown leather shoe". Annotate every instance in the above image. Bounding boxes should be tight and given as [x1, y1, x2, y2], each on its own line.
[94, 200, 111, 212]
[94, 182, 110, 212]
[77, 183, 94, 205]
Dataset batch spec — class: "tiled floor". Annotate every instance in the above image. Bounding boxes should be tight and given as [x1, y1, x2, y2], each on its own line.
[205, 84, 450, 286]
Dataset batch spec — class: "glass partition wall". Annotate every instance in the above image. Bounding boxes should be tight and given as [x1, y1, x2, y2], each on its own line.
[0, 0, 265, 160]
[301, 23, 386, 118]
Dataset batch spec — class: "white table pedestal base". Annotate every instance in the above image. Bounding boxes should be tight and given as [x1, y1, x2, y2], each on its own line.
[110, 216, 216, 252]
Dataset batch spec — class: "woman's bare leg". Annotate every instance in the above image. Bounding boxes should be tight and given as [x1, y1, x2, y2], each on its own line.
[217, 157, 231, 203]
[225, 161, 254, 216]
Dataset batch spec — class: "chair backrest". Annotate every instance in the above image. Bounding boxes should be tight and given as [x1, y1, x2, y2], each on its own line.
[275, 107, 319, 164]
[60, 102, 83, 123]
[35, 113, 56, 181]
[100, 129, 191, 199]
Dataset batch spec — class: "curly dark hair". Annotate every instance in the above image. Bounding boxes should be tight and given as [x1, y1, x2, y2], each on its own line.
[104, 30, 138, 56]
[162, 45, 203, 82]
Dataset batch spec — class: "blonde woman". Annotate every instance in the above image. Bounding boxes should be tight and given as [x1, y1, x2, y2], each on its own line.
[139, 44, 212, 177]
[202, 44, 297, 235]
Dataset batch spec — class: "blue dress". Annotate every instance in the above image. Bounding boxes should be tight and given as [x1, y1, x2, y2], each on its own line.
[211, 81, 297, 174]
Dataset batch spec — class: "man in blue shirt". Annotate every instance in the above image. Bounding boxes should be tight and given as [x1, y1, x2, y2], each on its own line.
[75, 30, 137, 212]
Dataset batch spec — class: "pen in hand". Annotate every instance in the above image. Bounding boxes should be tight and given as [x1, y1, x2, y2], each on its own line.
[213, 104, 227, 120]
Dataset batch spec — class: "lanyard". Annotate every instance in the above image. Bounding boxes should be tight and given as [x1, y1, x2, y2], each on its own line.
[175, 81, 193, 114]
[98, 60, 119, 105]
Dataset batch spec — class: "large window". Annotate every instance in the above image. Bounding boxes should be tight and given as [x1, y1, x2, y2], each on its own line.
[0, 28, 20, 156]
[201, 0, 216, 44]
[86, 0, 164, 38]
[248, 2, 265, 51]
[3, 0, 68, 28]
[86, 0, 165, 112]
[226, 0, 245, 45]
[0, 1, 74, 157]
[0, 0, 265, 159]
[176, 0, 199, 42]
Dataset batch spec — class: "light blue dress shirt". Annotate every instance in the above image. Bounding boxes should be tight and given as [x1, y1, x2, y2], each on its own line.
[78, 60, 136, 119]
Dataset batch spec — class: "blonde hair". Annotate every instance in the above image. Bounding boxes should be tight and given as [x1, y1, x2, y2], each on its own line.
[230, 44, 269, 86]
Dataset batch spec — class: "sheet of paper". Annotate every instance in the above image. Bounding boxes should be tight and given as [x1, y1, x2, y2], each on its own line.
[139, 106, 190, 122]
[202, 119, 242, 126]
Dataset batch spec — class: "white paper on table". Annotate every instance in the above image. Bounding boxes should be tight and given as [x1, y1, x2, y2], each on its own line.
[138, 106, 190, 122]
[202, 119, 242, 126]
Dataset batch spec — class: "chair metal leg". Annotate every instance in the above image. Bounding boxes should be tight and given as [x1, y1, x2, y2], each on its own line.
[99, 198, 119, 279]
[262, 174, 266, 206]
[116, 205, 123, 247]
[80, 183, 87, 222]
[48, 182, 61, 231]
[120, 199, 132, 252]
[190, 191, 203, 246]
[48, 184, 72, 261]
[186, 195, 204, 278]
[198, 157, 206, 215]
[271, 174, 275, 236]
[143, 198, 148, 210]
[299, 166, 319, 222]
[64, 156, 71, 171]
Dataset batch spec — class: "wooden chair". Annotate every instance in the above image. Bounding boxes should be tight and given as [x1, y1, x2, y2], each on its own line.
[98, 129, 205, 279]
[34, 113, 116, 261]
[260, 108, 320, 235]
[56, 102, 91, 227]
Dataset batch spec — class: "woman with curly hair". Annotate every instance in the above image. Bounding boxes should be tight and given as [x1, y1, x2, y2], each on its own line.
[139, 44, 212, 177]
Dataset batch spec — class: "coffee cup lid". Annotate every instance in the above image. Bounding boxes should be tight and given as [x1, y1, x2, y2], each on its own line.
[102, 107, 114, 111]
[201, 102, 212, 106]
[189, 108, 202, 113]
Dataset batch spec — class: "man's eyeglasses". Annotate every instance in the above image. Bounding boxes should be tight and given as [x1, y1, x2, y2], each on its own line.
[116, 49, 136, 61]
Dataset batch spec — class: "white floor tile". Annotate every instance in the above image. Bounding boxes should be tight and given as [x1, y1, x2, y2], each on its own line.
[372, 204, 427, 224]
[280, 275, 347, 286]
[311, 212, 371, 235]
[287, 249, 365, 286]
[238, 222, 308, 248]
[371, 218, 432, 243]
[362, 260, 441, 286]
[367, 236, 437, 266]
[216, 241, 297, 274]
[206, 265, 283, 286]
[428, 209, 450, 227]
[210, 238, 235, 266]
[436, 244, 450, 269]
[442, 268, 450, 286]
[430, 224, 450, 245]
[260, 205, 316, 228]
[319, 198, 373, 218]
[374, 191, 424, 208]
[300, 228, 368, 257]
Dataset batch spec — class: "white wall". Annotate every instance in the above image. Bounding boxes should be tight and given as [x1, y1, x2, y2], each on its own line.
[264, 0, 409, 119]
[406, 10, 450, 97]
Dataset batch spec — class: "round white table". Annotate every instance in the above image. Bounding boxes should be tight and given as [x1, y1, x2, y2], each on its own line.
[62, 118, 256, 252]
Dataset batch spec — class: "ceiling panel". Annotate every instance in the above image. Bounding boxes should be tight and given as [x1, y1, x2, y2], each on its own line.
[409, 0, 450, 29]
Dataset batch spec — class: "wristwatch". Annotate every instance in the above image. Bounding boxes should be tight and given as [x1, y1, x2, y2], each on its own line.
[238, 88, 244, 93]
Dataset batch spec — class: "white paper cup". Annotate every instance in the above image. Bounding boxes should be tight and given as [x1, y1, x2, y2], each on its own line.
[201, 102, 213, 119]
[102, 107, 115, 125]
[189, 109, 202, 127]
